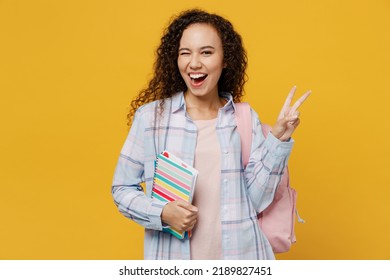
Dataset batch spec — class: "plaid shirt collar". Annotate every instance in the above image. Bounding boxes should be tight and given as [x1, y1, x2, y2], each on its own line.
[171, 91, 236, 114]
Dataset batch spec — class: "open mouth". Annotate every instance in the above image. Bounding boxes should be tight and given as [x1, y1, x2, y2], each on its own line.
[189, 73, 208, 85]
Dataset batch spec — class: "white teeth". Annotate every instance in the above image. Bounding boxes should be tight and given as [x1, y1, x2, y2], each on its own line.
[189, 73, 206, 79]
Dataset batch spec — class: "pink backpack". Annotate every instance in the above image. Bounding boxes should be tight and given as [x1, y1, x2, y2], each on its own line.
[235, 102, 304, 253]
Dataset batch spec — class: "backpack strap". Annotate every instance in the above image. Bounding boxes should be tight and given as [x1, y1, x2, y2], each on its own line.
[235, 102, 272, 167]
[235, 102, 252, 168]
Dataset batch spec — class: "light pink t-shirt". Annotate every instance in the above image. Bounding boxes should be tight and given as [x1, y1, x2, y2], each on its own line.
[190, 118, 222, 260]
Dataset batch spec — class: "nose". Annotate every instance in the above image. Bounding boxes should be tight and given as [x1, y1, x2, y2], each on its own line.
[189, 54, 201, 69]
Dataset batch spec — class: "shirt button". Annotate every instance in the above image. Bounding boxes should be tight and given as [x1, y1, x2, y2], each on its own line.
[224, 150, 229, 154]
[224, 179, 228, 183]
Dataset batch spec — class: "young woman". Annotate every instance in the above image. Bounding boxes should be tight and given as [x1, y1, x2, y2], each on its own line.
[112, 9, 310, 260]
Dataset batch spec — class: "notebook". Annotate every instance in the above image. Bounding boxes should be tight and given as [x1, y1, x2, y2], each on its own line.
[152, 150, 198, 239]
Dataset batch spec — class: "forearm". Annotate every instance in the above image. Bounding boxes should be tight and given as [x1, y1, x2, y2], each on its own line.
[112, 184, 167, 230]
[245, 128, 293, 213]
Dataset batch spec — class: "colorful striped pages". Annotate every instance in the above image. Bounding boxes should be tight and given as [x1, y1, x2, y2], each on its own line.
[152, 151, 198, 239]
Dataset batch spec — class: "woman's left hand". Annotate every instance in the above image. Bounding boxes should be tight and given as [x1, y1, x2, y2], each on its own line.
[271, 86, 311, 141]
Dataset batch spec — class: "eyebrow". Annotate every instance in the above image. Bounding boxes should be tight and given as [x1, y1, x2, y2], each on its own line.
[178, 46, 216, 52]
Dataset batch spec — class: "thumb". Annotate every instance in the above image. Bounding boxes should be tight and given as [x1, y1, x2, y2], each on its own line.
[273, 112, 298, 132]
[176, 200, 198, 213]
[283, 109, 299, 123]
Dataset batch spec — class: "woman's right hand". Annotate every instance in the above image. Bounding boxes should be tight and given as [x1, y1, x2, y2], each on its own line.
[161, 200, 198, 231]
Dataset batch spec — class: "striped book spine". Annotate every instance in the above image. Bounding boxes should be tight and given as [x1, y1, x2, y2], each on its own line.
[152, 151, 198, 239]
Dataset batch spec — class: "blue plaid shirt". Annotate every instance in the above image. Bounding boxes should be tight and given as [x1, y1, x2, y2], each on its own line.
[112, 92, 293, 259]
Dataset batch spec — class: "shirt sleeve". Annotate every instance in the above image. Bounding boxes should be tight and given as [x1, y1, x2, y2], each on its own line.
[111, 109, 167, 230]
[244, 109, 294, 213]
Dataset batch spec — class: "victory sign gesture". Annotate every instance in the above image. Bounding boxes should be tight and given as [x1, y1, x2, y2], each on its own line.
[271, 86, 311, 141]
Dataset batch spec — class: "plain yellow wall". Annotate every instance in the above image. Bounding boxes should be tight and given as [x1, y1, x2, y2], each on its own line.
[1, 0, 389, 260]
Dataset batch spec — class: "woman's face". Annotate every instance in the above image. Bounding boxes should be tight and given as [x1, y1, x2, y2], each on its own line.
[177, 23, 225, 100]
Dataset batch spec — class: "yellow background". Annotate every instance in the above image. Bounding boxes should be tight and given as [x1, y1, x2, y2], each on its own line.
[1, 0, 389, 260]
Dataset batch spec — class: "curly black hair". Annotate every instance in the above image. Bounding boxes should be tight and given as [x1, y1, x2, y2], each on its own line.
[127, 9, 248, 125]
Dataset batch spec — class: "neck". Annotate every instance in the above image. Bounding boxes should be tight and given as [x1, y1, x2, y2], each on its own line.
[184, 91, 225, 120]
